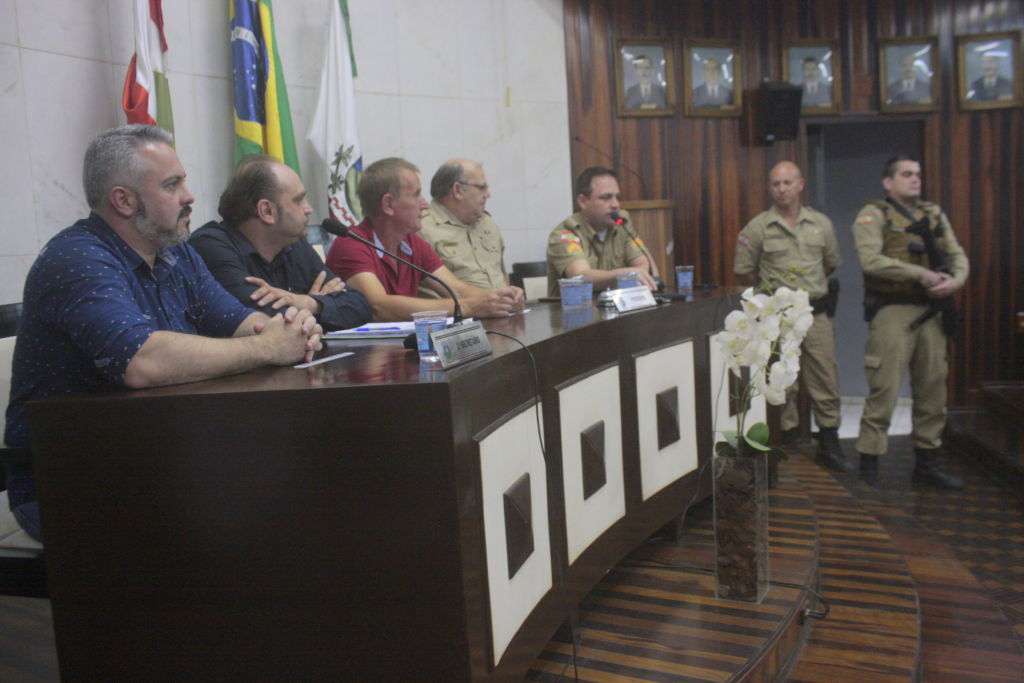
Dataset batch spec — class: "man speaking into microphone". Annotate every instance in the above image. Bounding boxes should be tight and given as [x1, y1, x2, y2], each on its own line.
[326, 158, 524, 321]
[546, 166, 657, 296]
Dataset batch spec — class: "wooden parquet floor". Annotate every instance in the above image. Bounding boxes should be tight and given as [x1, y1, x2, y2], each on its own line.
[785, 454, 921, 682]
[826, 436, 1024, 682]
[529, 467, 818, 682]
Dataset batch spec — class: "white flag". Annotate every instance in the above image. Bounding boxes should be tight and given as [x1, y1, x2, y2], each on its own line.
[307, 0, 362, 245]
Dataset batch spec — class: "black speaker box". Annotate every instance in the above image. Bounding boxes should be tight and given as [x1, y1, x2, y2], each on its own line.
[752, 81, 803, 143]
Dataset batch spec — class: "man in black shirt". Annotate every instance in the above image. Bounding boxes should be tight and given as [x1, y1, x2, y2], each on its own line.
[191, 155, 371, 331]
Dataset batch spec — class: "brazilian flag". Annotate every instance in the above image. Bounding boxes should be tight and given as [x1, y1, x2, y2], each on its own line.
[229, 0, 299, 174]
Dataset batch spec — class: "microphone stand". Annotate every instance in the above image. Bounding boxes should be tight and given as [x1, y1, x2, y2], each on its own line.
[611, 212, 660, 281]
[318, 218, 464, 323]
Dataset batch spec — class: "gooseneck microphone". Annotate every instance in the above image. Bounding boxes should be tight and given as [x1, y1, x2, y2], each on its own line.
[610, 211, 659, 279]
[318, 218, 464, 323]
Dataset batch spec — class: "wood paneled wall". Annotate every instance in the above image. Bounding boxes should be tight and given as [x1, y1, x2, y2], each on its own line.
[563, 0, 1024, 405]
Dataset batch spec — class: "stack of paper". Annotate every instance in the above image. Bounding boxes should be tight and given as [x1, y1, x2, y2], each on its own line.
[325, 319, 455, 340]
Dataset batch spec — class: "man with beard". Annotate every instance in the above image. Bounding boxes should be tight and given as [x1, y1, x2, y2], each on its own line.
[191, 155, 371, 331]
[2, 125, 324, 541]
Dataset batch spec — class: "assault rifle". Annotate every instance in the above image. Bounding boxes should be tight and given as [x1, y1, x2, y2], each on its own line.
[886, 198, 958, 337]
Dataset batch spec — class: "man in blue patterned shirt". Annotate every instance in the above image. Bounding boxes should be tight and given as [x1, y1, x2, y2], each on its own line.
[3, 125, 323, 541]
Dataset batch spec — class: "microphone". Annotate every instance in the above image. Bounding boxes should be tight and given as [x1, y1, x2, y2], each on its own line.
[610, 211, 660, 280]
[318, 218, 464, 323]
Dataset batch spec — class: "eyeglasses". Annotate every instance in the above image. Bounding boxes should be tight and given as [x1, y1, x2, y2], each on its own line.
[457, 180, 489, 192]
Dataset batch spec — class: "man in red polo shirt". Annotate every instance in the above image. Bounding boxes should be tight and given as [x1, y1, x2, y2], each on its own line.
[327, 157, 524, 321]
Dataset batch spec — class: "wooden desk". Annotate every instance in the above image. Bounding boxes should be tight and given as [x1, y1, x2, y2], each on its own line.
[29, 292, 756, 681]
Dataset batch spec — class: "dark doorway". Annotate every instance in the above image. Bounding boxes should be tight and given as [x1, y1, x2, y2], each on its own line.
[805, 120, 923, 400]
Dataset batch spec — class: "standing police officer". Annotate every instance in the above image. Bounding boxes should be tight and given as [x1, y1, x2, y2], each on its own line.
[734, 161, 846, 471]
[853, 155, 969, 488]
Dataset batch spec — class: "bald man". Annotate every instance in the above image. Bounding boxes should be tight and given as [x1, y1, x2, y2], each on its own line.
[734, 161, 845, 471]
[419, 159, 508, 292]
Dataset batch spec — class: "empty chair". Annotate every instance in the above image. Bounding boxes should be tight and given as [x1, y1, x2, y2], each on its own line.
[511, 261, 548, 301]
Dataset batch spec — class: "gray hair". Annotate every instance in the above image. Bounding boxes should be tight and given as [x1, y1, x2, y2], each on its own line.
[430, 160, 466, 200]
[82, 125, 174, 209]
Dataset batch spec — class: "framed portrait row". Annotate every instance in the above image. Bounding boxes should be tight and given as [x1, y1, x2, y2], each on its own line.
[615, 31, 1021, 118]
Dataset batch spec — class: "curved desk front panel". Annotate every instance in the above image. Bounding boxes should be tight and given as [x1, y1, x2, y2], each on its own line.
[30, 292, 742, 681]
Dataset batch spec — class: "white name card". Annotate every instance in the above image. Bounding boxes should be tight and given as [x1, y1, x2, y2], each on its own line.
[432, 320, 493, 369]
[612, 286, 657, 312]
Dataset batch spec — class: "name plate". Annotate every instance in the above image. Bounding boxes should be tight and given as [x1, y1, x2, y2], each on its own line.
[432, 320, 493, 369]
[612, 286, 657, 312]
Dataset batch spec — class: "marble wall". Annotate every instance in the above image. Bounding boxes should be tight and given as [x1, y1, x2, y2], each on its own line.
[0, 0, 572, 304]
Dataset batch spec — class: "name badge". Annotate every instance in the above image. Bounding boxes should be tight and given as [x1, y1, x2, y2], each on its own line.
[432, 320, 493, 369]
[612, 286, 657, 312]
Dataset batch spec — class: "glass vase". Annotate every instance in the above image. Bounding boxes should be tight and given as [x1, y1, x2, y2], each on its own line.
[713, 444, 769, 602]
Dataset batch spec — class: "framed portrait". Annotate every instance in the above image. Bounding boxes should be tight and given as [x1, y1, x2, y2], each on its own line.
[783, 40, 842, 115]
[683, 39, 742, 117]
[879, 37, 939, 112]
[616, 39, 676, 117]
[957, 31, 1022, 111]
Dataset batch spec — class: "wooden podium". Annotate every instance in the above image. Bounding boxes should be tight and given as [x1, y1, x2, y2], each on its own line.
[622, 199, 674, 280]
[30, 293, 760, 681]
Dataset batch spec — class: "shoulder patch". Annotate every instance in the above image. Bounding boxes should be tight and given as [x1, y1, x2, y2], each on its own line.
[558, 230, 582, 244]
[737, 234, 751, 248]
[856, 215, 875, 224]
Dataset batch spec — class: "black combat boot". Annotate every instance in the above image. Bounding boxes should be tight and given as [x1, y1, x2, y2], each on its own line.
[816, 427, 851, 472]
[912, 448, 964, 490]
[779, 427, 800, 448]
[859, 453, 879, 487]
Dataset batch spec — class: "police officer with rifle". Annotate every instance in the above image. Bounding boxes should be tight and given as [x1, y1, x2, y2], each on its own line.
[853, 155, 969, 488]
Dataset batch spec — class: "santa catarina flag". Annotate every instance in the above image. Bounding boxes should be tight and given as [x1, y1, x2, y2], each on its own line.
[122, 0, 174, 134]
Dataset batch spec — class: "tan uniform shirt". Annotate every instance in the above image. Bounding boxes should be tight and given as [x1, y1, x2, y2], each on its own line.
[546, 211, 646, 296]
[734, 206, 840, 300]
[852, 198, 968, 287]
[419, 200, 507, 292]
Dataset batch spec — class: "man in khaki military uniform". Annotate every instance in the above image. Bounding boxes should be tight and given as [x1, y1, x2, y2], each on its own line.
[853, 155, 968, 489]
[734, 161, 847, 471]
[546, 166, 657, 296]
[419, 159, 508, 294]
